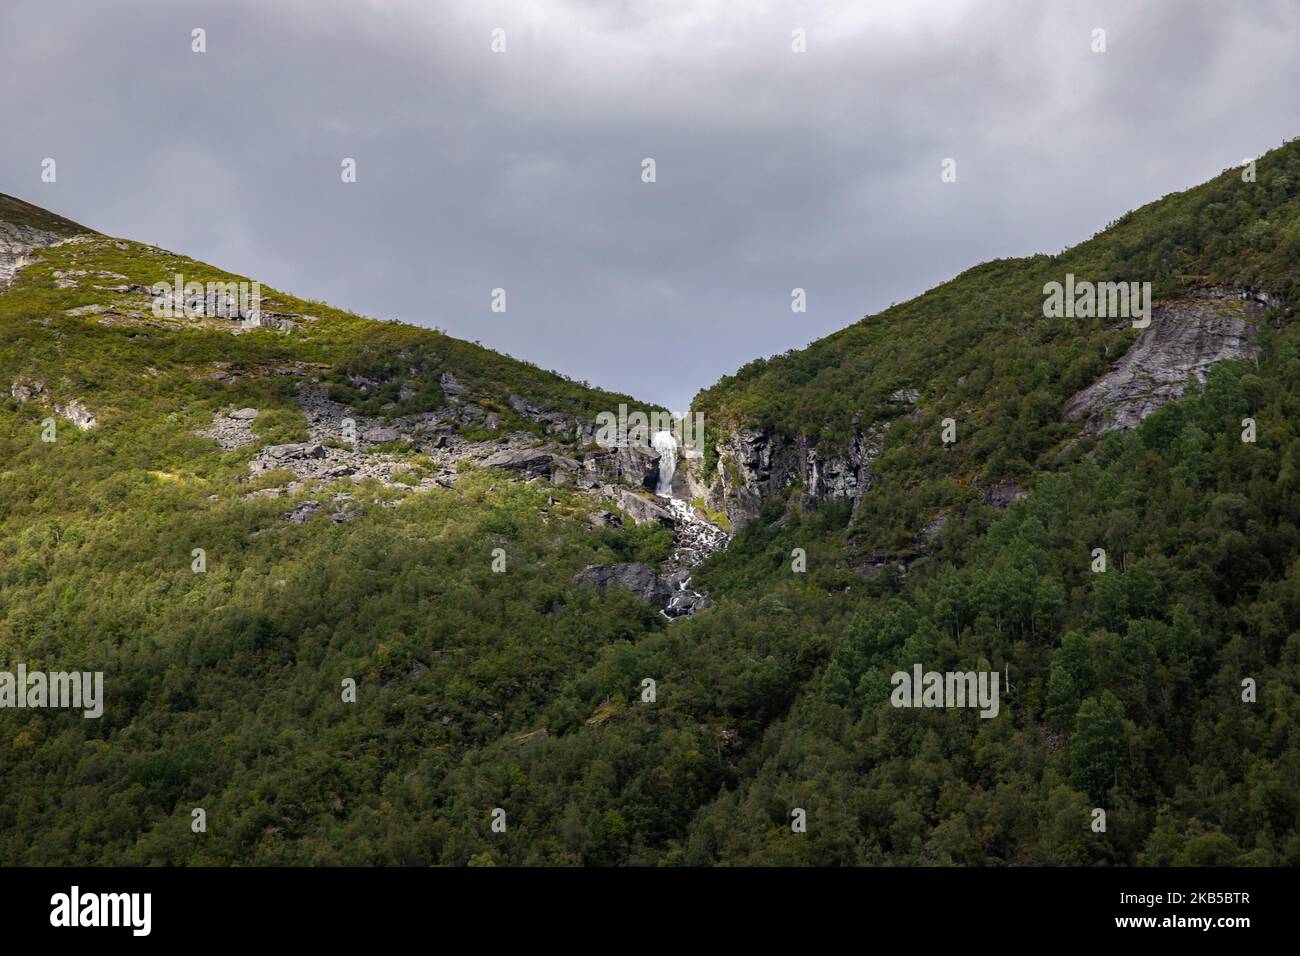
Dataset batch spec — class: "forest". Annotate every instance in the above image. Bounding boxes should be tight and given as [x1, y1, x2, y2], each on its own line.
[2, 139, 1300, 865]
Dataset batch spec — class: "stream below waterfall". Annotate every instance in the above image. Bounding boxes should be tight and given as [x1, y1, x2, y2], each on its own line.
[651, 430, 729, 616]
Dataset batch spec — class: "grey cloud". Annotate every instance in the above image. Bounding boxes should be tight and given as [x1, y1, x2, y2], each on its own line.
[2, 0, 1297, 410]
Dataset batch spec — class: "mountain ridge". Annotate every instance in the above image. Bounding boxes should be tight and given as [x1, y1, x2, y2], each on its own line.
[4, 137, 1300, 865]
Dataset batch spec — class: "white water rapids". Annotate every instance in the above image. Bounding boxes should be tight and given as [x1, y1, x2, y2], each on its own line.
[643, 429, 730, 616]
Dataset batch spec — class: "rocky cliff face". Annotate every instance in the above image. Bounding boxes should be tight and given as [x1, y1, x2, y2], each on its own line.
[194, 375, 728, 615]
[0, 221, 64, 288]
[685, 420, 891, 531]
[692, 288, 1281, 531]
[0, 194, 90, 288]
[1064, 288, 1267, 434]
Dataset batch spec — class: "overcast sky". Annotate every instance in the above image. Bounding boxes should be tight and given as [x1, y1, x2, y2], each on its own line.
[3, 0, 1298, 410]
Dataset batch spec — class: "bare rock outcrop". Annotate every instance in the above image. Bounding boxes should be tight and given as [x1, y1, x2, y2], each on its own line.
[687, 422, 888, 531]
[10, 378, 97, 429]
[617, 489, 676, 527]
[581, 441, 662, 490]
[480, 445, 557, 477]
[573, 562, 673, 612]
[10, 379, 45, 403]
[198, 408, 260, 449]
[982, 479, 1026, 509]
[1064, 289, 1265, 434]
[0, 221, 63, 288]
[54, 399, 97, 430]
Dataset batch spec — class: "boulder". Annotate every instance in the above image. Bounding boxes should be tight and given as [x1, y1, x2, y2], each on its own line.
[573, 562, 672, 610]
[360, 425, 401, 444]
[587, 509, 622, 529]
[265, 442, 325, 461]
[282, 500, 322, 524]
[617, 489, 676, 528]
[480, 446, 555, 476]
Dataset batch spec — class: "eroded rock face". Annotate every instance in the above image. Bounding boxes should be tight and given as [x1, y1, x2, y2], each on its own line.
[617, 489, 676, 528]
[1064, 289, 1265, 434]
[0, 222, 65, 289]
[582, 441, 661, 490]
[479, 446, 557, 476]
[194, 382, 726, 615]
[573, 562, 672, 610]
[687, 423, 889, 531]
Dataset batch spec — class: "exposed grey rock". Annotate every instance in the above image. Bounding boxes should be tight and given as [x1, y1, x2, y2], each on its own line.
[265, 442, 326, 461]
[10, 379, 44, 402]
[586, 509, 622, 529]
[666, 593, 709, 616]
[360, 425, 401, 444]
[508, 394, 571, 433]
[282, 500, 322, 523]
[197, 409, 259, 450]
[855, 552, 902, 579]
[983, 479, 1025, 509]
[583, 441, 661, 490]
[480, 446, 555, 476]
[54, 399, 96, 430]
[439, 372, 468, 398]
[915, 512, 948, 553]
[1064, 290, 1265, 434]
[549, 455, 582, 485]
[0, 220, 68, 289]
[617, 489, 676, 527]
[690, 423, 887, 531]
[573, 562, 672, 610]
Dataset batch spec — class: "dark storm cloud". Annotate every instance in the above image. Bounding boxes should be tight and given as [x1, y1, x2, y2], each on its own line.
[3, 0, 1298, 410]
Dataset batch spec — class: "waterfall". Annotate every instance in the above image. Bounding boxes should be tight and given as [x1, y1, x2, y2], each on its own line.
[651, 430, 677, 497]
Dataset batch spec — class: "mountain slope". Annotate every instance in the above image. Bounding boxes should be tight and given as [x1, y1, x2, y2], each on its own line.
[0, 198, 697, 864]
[4, 134, 1300, 867]
[691, 139, 1300, 547]
[663, 137, 1300, 864]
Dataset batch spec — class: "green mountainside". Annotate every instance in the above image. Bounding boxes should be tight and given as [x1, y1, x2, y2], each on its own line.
[3, 136, 1300, 865]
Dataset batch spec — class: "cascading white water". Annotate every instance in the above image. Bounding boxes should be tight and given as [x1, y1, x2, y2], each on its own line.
[651, 430, 678, 497]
